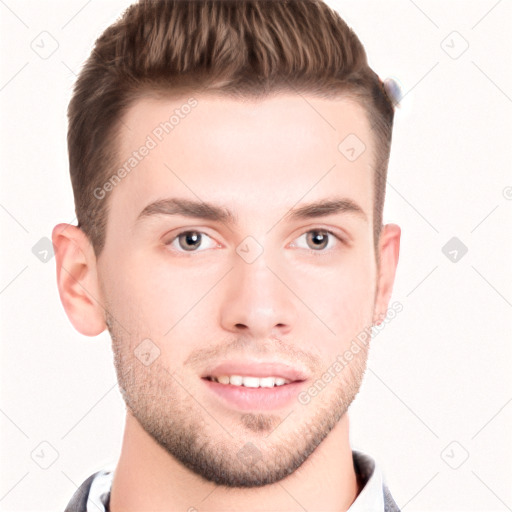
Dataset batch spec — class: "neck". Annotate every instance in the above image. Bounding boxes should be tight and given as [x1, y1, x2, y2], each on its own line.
[110, 411, 359, 511]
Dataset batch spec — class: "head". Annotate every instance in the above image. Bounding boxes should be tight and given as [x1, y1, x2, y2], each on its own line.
[54, 0, 400, 488]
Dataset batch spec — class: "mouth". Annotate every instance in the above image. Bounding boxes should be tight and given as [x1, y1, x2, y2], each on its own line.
[203, 375, 302, 387]
[201, 361, 308, 411]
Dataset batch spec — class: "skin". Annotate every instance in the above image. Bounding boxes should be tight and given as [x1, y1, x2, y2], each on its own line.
[53, 92, 400, 512]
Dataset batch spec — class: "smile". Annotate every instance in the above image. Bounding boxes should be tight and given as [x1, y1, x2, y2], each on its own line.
[202, 376, 306, 411]
[204, 375, 293, 387]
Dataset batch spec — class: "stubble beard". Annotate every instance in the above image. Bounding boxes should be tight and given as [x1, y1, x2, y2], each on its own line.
[106, 313, 369, 488]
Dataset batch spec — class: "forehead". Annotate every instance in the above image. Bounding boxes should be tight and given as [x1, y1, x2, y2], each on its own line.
[120, 92, 372, 152]
[110, 92, 375, 226]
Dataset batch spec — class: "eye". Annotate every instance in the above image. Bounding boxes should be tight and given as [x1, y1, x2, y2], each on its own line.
[290, 229, 344, 253]
[163, 228, 346, 256]
[164, 230, 219, 254]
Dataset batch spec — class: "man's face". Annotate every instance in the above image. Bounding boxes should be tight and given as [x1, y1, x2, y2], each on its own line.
[98, 93, 379, 487]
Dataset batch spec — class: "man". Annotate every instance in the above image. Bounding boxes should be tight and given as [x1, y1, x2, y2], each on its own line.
[54, 0, 402, 510]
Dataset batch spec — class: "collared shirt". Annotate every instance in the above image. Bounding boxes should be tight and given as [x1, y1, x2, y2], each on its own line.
[64, 450, 400, 511]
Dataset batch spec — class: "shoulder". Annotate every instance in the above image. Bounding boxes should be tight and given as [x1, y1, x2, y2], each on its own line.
[383, 481, 401, 512]
[64, 470, 112, 512]
[352, 450, 401, 512]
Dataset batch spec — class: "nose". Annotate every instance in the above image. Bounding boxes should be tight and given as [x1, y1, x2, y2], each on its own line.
[218, 250, 297, 340]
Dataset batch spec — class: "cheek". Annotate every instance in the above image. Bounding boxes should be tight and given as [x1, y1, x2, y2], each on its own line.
[107, 251, 220, 343]
[292, 251, 376, 358]
[100, 252, 179, 333]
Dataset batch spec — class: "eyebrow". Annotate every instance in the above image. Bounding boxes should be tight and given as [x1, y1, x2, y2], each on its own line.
[135, 197, 367, 226]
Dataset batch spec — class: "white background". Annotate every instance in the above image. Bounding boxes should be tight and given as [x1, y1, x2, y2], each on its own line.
[1, 0, 511, 510]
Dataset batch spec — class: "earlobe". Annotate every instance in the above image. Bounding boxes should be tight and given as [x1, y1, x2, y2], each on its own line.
[373, 223, 401, 326]
[51, 223, 107, 337]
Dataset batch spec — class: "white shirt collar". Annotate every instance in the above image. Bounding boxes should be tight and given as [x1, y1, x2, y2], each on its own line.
[86, 467, 112, 512]
[348, 449, 385, 511]
[85, 450, 385, 512]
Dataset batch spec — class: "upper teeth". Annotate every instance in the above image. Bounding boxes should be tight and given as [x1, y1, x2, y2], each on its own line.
[211, 375, 291, 387]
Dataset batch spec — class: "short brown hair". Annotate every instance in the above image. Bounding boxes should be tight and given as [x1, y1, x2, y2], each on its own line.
[67, 0, 396, 260]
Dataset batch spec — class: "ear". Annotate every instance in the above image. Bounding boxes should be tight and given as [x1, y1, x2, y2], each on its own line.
[372, 223, 401, 326]
[51, 223, 107, 336]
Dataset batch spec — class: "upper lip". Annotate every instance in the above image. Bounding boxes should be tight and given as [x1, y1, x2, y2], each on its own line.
[202, 360, 309, 382]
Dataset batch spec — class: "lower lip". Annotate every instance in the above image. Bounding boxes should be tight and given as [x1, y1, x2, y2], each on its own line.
[202, 378, 305, 411]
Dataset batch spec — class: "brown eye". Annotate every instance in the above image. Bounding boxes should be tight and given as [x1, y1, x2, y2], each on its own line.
[177, 231, 202, 251]
[306, 231, 330, 250]
[291, 229, 343, 253]
[165, 230, 217, 254]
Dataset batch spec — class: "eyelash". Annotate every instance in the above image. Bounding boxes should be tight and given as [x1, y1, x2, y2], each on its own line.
[163, 228, 346, 256]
